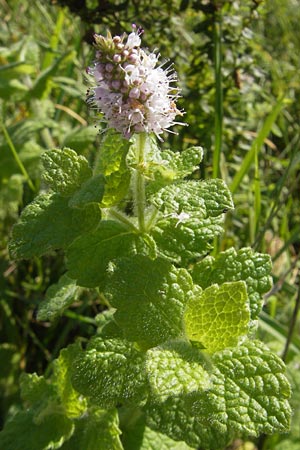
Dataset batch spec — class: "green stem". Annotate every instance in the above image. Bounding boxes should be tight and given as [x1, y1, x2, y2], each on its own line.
[133, 133, 147, 232]
[1, 121, 35, 192]
[212, 10, 223, 179]
[282, 273, 300, 362]
[109, 208, 139, 233]
[145, 206, 159, 231]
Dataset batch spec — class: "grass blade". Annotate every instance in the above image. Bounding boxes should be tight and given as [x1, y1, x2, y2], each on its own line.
[230, 97, 288, 194]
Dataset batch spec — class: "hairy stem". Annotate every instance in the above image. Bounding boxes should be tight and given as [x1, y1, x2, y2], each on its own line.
[109, 208, 139, 232]
[133, 133, 147, 232]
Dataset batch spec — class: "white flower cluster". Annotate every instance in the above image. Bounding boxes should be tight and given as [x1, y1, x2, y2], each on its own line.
[88, 26, 183, 139]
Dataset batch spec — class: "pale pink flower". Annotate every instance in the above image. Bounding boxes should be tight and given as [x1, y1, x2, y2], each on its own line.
[87, 25, 184, 139]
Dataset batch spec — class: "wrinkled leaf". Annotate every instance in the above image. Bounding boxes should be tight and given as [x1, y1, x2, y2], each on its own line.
[146, 340, 210, 400]
[37, 274, 80, 322]
[66, 220, 139, 288]
[60, 408, 123, 450]
[71, 337, 147, 408]
[9, 193, 101, 259]
[42, 148, 92, 196]
[184, 281, 250, 353]
[105, 255, 194, 347]
[68, 174, 105, 208]
[191, 247, 272, 319]
[94, 130, 131, 207]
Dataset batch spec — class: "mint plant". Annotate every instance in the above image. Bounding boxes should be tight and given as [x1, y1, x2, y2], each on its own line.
[1, 27, 291, 450]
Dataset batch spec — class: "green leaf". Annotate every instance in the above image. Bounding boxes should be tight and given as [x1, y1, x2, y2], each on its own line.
[0, 409, 74, 450]
[191, 247, 273, 319]
[152, 215, 224, 260]
[71, 338, 147, 408]
[95, 310, 123, 339]
[160, 146, 203, 179]
[68, 174, 105, 208]
[145, 341, 291, 449]
[122, 416, 195, 450]
[37, 274, 80, 322]
[53, 343, 87, 418]
[146, 340, 210, 400]
[150, 179, 233, 260]
[146, 146, 203, 195]
[145, 395, 232, 450]
[184, 281, 250, 353]
[60, 408, 123, 450]
[20, 373, 57, 408]
[94, 130, 131, 207]
[104, 255, 194, 347]
[66, 220, 139, 288]
[3, 371, 74, 450]
[150, 179, 234, 217]
[195, 340, 292, 437]
[285, 356, 300, 442]
[150, 181, 206, 217]
[9, 193, 101, 259]
[42, 148, 92, 196]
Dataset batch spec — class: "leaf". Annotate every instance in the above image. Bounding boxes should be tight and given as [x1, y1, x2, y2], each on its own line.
[145, 341, 291, 449]
[195, 340, 292, 437]
[145, 395, 232, 450]
[152, 215, 224, 260]
[146, 146, 203, 195]
[146, 340, 210, 400]
[94, 129, 131, 207]
[184, 281, 250, 353]
[160, 146, 203, 178]
[20, 373, 57, 408]
[66, 220, 139, 288]
[95, 310, 123, 339]
[52, 343, 87, 419]
[9, 193, 101, 259]
[68, 174, 105, 208]
[150, 179, 233, 260]
[71, 337, 147, 408]
[60, 408, 123, 450]
[0, 373, 74, 450]
[0, 410, 74, 450]
[104, 255, 194, 347]
[42, 148, 92, 196]
[150, 181, 206, 217]
[37, 274, 80, 322]
[191, 247, 273, 319]
[150, 179, 234, 217]
[122, 416, 195, 450]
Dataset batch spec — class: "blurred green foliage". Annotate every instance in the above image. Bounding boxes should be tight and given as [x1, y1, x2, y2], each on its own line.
[0, 0, 299, 447]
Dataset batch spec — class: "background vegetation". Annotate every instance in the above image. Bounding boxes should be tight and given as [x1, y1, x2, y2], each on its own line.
[0, 0, 299, 448]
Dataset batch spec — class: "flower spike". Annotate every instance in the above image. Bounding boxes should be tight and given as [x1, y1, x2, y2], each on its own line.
[88, 26, 184, 139]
